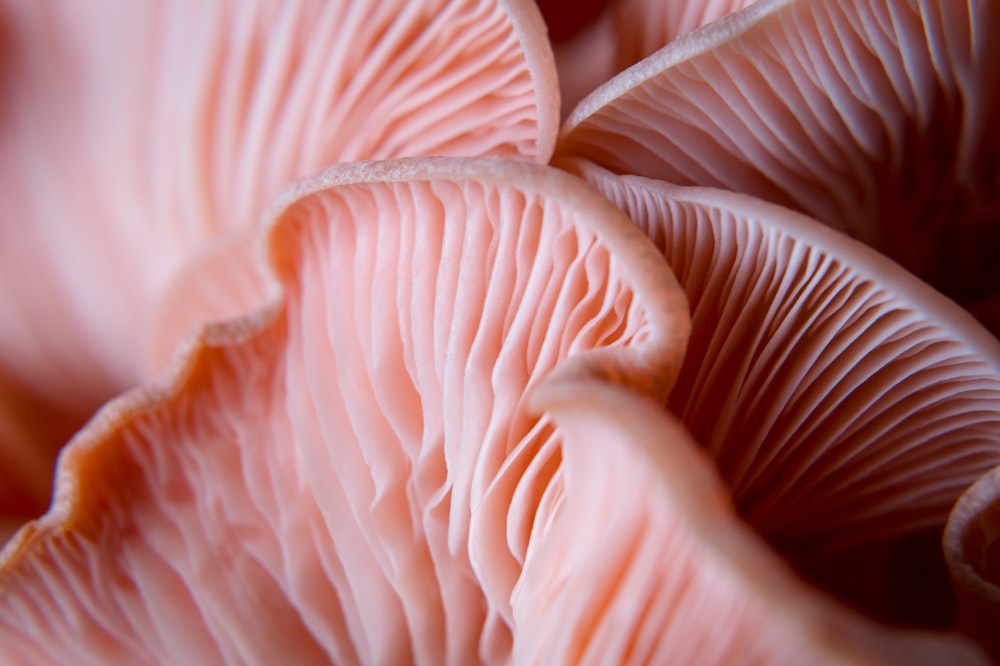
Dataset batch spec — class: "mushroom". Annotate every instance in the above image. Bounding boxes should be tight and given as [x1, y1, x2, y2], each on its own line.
[519, 377, 989, 663]
[0, 157, 688, 663]
[541, 0, 761, 113]
[565, 157, 1000, 630]
[554, 0, 1000, 336]
[0, 0, 560, 538]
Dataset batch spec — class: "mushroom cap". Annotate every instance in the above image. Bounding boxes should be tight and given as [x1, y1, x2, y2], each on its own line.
[0, 157, 687, 663]
[517, 377, 989, 664]
[555, 0, 1000, 335]
[0, 0, 560, 530]
[550, 0, 762, 112]
[567, 157, 1000, 625]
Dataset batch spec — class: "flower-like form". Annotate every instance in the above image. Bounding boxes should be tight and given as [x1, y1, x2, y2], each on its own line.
[555, 0, 1000, 334]
[569, 159, 1000, 627]
[0, 157, 689, 663]
[2, 0, 1000, 662]
[522, 378, 985, 664]
[0, 0, 559, 535]
[551, 0, 1000, 654]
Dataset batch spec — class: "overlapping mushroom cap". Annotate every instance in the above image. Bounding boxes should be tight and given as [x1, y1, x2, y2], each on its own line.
[567, 160, 1000, 625]
[0, 157, 689, 664]
[2, 0, 1000, 661]
[0, 0, 560, 533]
[1, 156, 992, 663]
[552, 0, 1000, 645]
[544, 0, 760, 112]
[555, 0, 1000, 335]
[521, 379, 987, 664]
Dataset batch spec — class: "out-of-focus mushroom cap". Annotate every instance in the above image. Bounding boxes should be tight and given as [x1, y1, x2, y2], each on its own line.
[0, 157, 688, 664]
[142, 228, 270, 378]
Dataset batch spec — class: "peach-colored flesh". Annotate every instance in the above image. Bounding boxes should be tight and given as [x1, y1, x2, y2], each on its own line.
[0, 158, 688, 664]
[570, 159, 1000, 626]
[0, 0, 561, 529]
[516, 379, 988, 664]
[554, 0, 760, 112]
[555, 0, 1000, 335]
[143, 228, 271, 379]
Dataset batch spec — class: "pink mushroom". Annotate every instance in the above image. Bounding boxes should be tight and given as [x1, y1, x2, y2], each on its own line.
[551, 0, 1000, 648]
[567, 160, 1000, 632]
[544, 0, 760, 112]
[521, 377, 988, 663]
[0, 157, 689, 663]
[2, 0, 999, 661]
[554, 0, 1000, 335]
[0, 0, 560, 538]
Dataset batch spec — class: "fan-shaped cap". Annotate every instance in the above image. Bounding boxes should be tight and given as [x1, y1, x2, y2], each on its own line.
[516, 378, 989, 664]
[0, 157, 688, 663]
[568, 158, 1000, 626]
[551, 0, 760, 112]
[0, 0, 561, 527]
[555, 0, 1000, 335]
[945, 465, 1000, 662]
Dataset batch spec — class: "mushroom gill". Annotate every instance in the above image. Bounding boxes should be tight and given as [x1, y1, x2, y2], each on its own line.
[0, 158, 688, 663]
[546, 0, 761, 113]
[0, 0, 560, 534]
[517, 378, 988, 664]
[567, 158, 1000, 630]
[554, 0, 1000, 336]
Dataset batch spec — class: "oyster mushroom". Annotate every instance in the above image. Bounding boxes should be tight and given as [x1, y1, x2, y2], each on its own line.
[554, 0, 1000, 336]
[518, 377, 989, 664]
[542, 0, 760, 112]
[0, 157, 688, 663]
[0, 0, 560, 536]
[566, 158, 1000, 631]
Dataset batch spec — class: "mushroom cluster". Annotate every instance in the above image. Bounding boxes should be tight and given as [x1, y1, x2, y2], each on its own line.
[0, 0, 997, 663]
